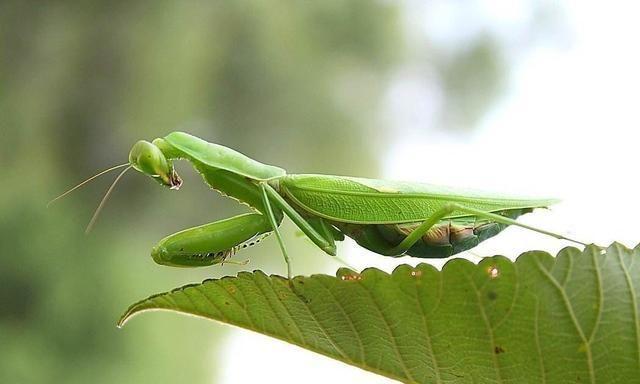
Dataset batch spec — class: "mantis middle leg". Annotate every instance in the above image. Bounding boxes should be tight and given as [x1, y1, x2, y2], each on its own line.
[259, 182, 343, 280]
[261, 183, 338, 255]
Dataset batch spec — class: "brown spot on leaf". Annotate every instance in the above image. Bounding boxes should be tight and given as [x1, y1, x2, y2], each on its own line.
[487, 265, 499, 279]
[341, 273, 362, 281]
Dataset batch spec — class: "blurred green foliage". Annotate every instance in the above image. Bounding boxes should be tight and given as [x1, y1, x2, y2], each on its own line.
[0, 1, 519, 383]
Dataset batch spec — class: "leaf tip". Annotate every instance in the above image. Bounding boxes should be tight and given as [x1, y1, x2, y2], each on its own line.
[117, 307, 136, 328]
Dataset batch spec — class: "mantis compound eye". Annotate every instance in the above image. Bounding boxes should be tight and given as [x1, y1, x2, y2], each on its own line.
[129, 140, 182, 189]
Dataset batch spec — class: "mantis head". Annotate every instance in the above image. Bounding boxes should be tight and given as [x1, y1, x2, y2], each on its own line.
[129, 140, 182, 190]
[50, 139, 182, 233]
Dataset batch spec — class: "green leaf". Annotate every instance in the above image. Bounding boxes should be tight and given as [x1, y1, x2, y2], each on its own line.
[119, 243, 640, 383]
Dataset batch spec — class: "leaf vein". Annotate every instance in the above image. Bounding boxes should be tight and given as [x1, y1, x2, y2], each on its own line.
[413, 276, 443, 384]
[465, 272, 504, 384]
[315, 278, 365, 364]
[616, 246, 640, 368]
[534, 298, 548, 384]
[357, 282, 418, 383]
[534, 257, 596, 384]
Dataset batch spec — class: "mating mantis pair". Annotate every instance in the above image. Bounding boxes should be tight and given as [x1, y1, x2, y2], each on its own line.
[52, 132, 587, 279]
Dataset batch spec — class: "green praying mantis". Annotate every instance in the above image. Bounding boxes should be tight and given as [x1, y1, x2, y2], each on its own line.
[52, 132, 588, 279]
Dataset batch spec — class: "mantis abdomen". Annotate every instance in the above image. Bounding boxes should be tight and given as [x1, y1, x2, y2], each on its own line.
[332, 208, 533, 258]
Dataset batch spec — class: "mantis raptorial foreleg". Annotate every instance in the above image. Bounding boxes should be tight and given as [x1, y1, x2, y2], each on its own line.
[151, 213, 275, 267]
[389, 203, 589, 256]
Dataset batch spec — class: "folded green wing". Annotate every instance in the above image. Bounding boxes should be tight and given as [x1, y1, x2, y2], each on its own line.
[280, 174, 559, 224]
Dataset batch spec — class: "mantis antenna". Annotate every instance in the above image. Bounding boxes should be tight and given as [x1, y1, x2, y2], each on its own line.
[85, 165, 132, 234]
[47, 163, 130, 207]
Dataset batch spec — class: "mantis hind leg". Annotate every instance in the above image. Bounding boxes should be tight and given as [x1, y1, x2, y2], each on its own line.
[151, 213, 274, 267]
[390, 203, 589, 256]
[376, 209, 530, 258]
[336, 204, 589, 258]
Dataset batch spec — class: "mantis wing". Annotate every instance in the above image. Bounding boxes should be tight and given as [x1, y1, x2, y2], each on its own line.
[279, 174, 559, 224]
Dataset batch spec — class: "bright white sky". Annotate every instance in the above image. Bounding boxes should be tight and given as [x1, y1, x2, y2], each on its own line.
[218, 2, 640, 382]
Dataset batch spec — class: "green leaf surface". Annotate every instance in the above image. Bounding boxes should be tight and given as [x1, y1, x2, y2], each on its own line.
[119, 243, 640, 383]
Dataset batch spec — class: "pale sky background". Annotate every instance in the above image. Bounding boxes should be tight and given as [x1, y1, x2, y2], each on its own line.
[218, 2, 640, 382]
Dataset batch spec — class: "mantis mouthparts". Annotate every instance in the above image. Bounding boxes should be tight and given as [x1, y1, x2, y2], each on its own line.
[169, 170, 182, 190]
